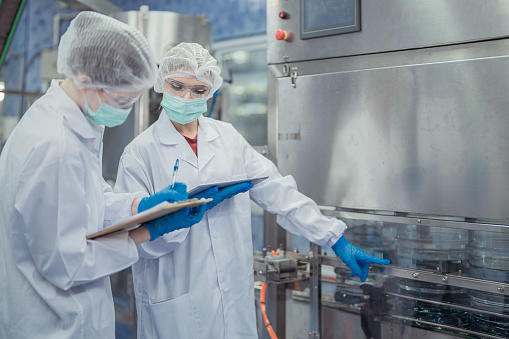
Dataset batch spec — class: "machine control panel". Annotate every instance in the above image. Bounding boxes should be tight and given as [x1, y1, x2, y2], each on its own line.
[272, 0, 359, 45]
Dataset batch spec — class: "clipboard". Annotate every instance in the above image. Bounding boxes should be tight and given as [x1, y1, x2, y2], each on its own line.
[86, 198, 211, 239]
[188, 176, 269, 197]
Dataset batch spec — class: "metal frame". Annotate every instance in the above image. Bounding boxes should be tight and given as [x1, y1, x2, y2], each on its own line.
[386, 292, 509, 319]
[286, 249, 509, 297]
[388, 315, 505, 339]
[321, 209, 509, 233]
[262, 212, 287, 339]
[309, 243, 322, 338]
[321, 258, 509, 297]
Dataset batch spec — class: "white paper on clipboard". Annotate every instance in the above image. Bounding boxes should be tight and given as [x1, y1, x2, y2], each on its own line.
[188, 176, 269, 197]
[86, 198, 211, 239]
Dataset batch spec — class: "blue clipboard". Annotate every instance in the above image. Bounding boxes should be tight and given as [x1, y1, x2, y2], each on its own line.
[188, 176, 269, 197]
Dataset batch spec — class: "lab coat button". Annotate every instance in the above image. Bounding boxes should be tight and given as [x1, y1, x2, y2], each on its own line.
[213, 233, 218, 239]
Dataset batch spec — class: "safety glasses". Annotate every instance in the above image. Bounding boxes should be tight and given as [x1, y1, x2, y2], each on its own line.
[166, 79, 211, 99]
[103, 89, 142, 108]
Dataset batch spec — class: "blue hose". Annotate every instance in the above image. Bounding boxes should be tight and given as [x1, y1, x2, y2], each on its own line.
[206, 90, 218, 117]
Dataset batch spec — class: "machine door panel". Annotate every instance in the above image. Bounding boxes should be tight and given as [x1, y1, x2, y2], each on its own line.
[276, 53, 509, 222]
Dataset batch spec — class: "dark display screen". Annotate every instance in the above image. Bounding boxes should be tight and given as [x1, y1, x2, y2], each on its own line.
[301, 0, 360, 39]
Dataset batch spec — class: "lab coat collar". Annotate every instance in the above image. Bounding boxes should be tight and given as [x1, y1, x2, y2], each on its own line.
[156, 112, 198, 168]
[196, 116, 219, 169]
[157, 112, 181, 146]
[48, 79, 102, 142]
[156, 113, 219, 169]
[197, 116, 220, 142]
[156, 114, 220, 145]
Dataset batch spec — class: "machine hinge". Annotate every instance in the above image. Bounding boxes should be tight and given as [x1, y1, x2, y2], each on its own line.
[291, 67, 298, 87]
[282, 56, 298, 87]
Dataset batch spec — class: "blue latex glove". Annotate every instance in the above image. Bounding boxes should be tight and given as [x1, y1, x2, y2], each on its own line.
[194, 182, 253, 211]
[332, 235, 391, 282]
[138, 182, 188, 213]
[144, 204, 207, 241]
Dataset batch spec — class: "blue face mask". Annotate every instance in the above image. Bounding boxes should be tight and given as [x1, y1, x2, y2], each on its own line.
[83, 91, 132, 128]
[161, 92, 207, 125]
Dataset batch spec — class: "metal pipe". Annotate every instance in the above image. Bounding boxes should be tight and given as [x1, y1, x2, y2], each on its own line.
[0, 0, 27, 70]
[0, 90, 44, 96]
[390, 314, 506, 339]
[320, 209, 509, 233]
[320, 257, 509, 297]
[386, 291, 509, 319]
[309, 243, 322, 338]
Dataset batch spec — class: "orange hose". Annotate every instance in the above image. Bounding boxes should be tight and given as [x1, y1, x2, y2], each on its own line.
[260, 282, 278, 339]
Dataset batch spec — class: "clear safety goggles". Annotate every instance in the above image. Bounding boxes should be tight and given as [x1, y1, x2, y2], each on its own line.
[166, 79, 211, 99]
[103, 88, 142, 108]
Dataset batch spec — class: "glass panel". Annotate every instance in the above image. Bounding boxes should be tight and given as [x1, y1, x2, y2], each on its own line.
[220, 48, 268, 146]
[217, 42, 268, 255]
[314, 218, 509, 337]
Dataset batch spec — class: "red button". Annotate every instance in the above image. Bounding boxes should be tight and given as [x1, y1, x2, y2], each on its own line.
[279, 11, 287, 19]
[275, 29, 288, 41]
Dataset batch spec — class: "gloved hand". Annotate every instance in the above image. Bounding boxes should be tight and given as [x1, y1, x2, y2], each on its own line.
[138, 182, 188, 213]
[194, 182, 253, 211]
[332, 235, 390, 282]
[144, 204, 207, 241]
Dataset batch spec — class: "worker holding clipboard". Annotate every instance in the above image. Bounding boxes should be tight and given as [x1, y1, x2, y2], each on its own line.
[114, 42, 388, 339]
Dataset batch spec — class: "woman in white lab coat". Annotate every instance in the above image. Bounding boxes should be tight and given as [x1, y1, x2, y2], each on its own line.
[0, 13, 206, 339]
[115, 42, 390, 338]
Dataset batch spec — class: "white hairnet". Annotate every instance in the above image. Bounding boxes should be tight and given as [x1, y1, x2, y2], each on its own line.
[57, 11, 157, 92]
[154, 42, 223, 98]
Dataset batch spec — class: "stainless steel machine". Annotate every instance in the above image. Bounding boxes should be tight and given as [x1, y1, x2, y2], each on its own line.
[263, 1, 509, 338]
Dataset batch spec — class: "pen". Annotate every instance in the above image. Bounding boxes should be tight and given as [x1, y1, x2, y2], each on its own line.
[170, 159, 179, 189]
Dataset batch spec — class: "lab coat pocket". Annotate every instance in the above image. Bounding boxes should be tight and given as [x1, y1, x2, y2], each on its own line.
[149, 293, 201, 339]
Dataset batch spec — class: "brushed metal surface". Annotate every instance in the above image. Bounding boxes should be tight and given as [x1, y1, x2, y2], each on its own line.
[275, 49, 509, 222]
[268, 0, 509, 64]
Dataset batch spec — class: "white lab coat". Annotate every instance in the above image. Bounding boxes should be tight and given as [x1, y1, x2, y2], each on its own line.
[0, 80, 142, 339]
[114, 113, 347, 339]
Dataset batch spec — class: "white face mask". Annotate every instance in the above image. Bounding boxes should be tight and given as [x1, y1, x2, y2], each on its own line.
[161, 91, 208, 124]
